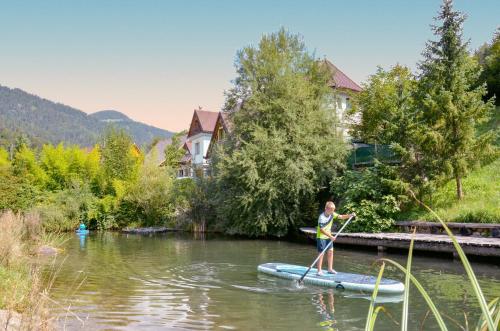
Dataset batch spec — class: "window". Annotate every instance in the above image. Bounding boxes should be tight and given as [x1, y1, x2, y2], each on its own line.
[195, 142, 200, 155]
[346, 97, 351, 109]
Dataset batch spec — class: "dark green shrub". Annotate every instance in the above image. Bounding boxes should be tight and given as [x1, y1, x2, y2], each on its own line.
[331, 163, 405, 233]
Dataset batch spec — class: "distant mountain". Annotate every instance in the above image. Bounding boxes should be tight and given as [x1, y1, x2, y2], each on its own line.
[90, 110, 132, 122]
[0, 85, 173, 147]
[89, 110, 173, 146]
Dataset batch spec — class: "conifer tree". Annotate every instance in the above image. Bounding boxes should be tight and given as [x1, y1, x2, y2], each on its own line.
[417, 0, 495, 199]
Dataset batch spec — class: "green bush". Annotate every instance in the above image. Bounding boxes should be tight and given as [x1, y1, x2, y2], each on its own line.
[115, 161, 175, 227]
[0, 129, 187, 231]
[87, 195, 118, 230]
[331, 163, 404, 232]
[33, 203, 70, 232]
[0, 169, 39, 213]
[33, 184, 98, 231]
[343, 196, 400, 232]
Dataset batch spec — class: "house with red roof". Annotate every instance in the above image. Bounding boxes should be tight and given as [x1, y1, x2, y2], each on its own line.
[180, 108, 219, 177]
[322, 59, 363, 137]
[205, 59, 362, 161]
[164, 59, 361, 178]
[178, 139, 193, 178]
[206, 110, 232, 160]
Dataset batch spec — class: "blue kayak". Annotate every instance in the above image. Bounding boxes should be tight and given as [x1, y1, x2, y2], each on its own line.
[258, 263, 404, 294]
[75, 229, 89, 235]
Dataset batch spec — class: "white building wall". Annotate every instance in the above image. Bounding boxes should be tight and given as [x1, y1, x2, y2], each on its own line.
[189, 132, 212, 165]
[326, 91, 354, 139]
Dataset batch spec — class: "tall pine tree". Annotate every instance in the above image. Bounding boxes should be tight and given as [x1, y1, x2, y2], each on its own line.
[417, 0, 495, 200]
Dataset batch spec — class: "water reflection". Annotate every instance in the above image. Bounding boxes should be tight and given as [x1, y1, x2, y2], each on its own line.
[313, 290, 337, 330]
[77, 233, 87, 249]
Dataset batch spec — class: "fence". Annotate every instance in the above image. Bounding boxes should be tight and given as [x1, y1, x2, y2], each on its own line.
[347, 143, 400, 168]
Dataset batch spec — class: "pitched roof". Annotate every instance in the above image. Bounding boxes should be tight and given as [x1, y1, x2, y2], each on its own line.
[196, 110, 219, 131]
[184, 140, 192, 154]
[322, 59, 362, 92]
[146, 135, 187, 165]
[187, 109, 219, 137]
[180, 152, 192, 164]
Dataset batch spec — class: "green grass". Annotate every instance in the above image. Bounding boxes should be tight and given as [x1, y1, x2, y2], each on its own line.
[401, 158, 500, 223]
[397, 107, 499, 223]
[0, 264, 31, 310]
[477, 106, 499, 146]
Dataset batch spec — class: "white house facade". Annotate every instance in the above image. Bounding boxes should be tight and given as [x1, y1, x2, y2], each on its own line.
[323, 59, 362, 139]
[189, 132, 213, 166]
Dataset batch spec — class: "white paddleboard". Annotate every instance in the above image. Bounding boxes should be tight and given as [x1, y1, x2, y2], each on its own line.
[258, 262, 404, 294]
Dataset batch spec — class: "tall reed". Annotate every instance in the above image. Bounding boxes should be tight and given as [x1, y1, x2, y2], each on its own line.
[0, 211, 57, 330]
[366, 192, 499, 331]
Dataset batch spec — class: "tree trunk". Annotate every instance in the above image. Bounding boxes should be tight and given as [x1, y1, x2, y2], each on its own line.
[455, 174, 463, 200]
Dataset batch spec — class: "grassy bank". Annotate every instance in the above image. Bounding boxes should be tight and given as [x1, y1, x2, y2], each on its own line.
[368, 206, 499, 330]
[400, 158, 500, 223]
[0, 211, 58, 330]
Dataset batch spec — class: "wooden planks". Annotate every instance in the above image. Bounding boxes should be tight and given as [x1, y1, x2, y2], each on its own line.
[395, 221, 500, 238]
[299, 227, 500, 257]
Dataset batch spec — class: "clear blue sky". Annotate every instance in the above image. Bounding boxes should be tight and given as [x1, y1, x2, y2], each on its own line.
[0, 0, 498, 131]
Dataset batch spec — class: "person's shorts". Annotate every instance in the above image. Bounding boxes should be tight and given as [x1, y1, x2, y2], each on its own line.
[317, 238, 334, 252]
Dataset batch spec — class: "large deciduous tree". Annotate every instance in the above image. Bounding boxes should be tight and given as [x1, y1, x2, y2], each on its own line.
[212, 29, 347, 237]
[164, 131, 187, 168]
[100, 127, 141, 194]
[476, 28, 500, 106]
[350, 65, 417, 146]
[349, 65, 434, 201]
[417, 0, 495, 200]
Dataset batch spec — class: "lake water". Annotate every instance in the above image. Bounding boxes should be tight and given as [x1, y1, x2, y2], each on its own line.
[46, 232, 500, 330]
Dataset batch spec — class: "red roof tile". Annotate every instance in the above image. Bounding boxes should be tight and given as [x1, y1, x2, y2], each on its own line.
[323, 59, 362, 92]
[195, 110, 219, 132]
[187, 109, 219, 138]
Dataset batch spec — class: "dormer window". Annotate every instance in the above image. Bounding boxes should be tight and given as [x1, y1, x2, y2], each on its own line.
[195, 142, 200, 155]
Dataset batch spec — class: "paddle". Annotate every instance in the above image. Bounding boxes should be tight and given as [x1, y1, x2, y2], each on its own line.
[297, 214, 355, 285]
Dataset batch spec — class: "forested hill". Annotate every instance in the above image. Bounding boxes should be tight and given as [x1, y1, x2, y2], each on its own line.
[0, 85, 173, 147]
[89, 110, 173, 146]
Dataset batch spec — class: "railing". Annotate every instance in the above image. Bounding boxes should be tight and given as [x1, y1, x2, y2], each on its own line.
[348, 143, 400, 169]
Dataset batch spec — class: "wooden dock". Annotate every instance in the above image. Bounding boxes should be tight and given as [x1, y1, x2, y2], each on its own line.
[299, 227, 500, 258]
[122, 227, 177, 234]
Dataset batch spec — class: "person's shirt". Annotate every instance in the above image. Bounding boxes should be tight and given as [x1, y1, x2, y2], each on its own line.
[79, 224, 86, 230]
[316, 212, 339, 239]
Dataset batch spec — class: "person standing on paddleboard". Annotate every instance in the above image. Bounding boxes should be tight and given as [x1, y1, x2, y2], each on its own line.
[316, 201, 354, 276]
